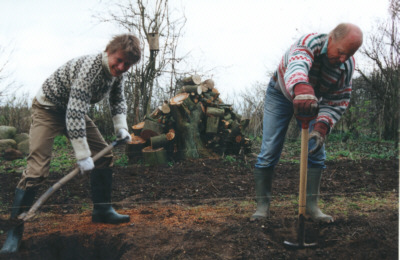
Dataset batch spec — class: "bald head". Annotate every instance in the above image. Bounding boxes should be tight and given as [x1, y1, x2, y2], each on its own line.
[330, 23, 363, 49]
[327, 23, 363, 66]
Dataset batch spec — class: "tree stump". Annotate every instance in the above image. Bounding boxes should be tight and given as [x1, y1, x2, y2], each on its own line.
[170, 94, 211, 159]
[142, 146, 168, 166]
[125, 136, 146, 164]
[132, 121, 145, 136]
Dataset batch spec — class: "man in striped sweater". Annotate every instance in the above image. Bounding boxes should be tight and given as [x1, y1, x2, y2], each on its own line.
[251, 23, 363, 223]
[1, 34, 141, 253]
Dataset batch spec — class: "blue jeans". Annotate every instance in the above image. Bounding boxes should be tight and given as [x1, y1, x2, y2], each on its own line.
[255, 78, 326, 169]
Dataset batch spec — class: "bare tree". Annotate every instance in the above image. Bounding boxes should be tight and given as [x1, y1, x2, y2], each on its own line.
[95, 0, 188, 124]
[0, 44, 16, 100]
[234, 81, 267, 138]
[357, 0, 399, 141]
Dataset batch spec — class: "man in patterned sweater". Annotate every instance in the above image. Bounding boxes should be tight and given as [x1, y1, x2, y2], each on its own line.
[1, 34, 141, 253]
[251, 23, 363, 223]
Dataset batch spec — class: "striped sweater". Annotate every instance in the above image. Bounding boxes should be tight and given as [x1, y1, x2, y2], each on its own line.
[36, 52, 128, 160]
[274, 33, 355, 132]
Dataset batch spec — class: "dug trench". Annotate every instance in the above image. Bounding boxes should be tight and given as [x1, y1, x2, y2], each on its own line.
[0, 156, 397, 259]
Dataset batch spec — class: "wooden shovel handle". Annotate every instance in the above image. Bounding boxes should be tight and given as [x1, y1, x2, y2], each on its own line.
[20, 138, 127, 222]
[298, 128, 309, 216]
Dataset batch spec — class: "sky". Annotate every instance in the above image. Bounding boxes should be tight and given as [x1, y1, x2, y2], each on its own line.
[0, 0, 389, 101]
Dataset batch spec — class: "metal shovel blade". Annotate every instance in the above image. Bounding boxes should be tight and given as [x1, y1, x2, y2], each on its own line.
[283, 214, 317, 249]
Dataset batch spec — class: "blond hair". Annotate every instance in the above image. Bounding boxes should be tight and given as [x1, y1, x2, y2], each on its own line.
[105, 34, 141, 64]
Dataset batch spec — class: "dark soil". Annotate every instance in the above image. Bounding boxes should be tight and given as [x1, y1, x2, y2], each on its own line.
[0, 155, 398, 259]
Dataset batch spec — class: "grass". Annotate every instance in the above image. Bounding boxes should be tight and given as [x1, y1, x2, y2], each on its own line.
[256, 133, 398, 163]
[0, 133, 397, 175]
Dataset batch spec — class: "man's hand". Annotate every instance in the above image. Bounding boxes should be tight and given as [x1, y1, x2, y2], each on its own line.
[117, 128, 132, 142]
[293, 83, 319, 116]
[309, 122, 329, 154]
[77, 157, 95, 174]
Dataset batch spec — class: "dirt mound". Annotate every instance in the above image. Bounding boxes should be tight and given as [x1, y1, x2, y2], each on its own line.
[0, 158, 397, 259]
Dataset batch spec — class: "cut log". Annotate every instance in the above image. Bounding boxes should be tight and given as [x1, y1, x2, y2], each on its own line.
[235, 135, 242, 143]
[181, 74, 202, 85]
[223, 113, 232, 120]
[206, 116, 219, 134]
[148, 108, 162, 119]
[159, 101, 171, 114]
[203, 91, 219, 100]
[132, 121, 145, 136]
[200, 84, 208, 93]
[142, 146, 168, 166]
[201, 79, 214, 90]
[126, 136, 146, 164]
[180, 85, 202, 95]
[141, 119, 163, 140]
[170, 93, 190, 106]
[151, 134, 168, 149]
[211, 88, 220, 98]
[206, 107, 224, 117]
[221, 120, 231, 129]
[166, 131, 175, 141]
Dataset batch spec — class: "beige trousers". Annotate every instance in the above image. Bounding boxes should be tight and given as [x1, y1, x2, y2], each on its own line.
[17, 99, 113, 190]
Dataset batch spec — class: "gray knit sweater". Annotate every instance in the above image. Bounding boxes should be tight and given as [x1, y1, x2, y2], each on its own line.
[35, 52, 128, 160]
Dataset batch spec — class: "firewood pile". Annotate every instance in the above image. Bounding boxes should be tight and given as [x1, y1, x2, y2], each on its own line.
[126, 75, 252, 165]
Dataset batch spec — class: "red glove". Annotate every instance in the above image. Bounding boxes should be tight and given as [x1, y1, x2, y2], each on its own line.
[309, 122, 329, 154]
[293, 83, 319, 116]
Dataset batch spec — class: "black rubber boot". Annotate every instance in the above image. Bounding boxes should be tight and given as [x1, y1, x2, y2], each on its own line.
[0, 188, 36, 254]
[306, 168, 334, 223]
[250, 167, 274, 221]
[90, 169, 130, 224]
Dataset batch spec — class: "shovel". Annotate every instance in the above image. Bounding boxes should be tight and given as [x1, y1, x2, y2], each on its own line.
[283, 117, 317, 249]
[0, 137, 128, 230]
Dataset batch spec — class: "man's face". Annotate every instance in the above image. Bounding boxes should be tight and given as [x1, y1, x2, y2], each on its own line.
[107, 50, 134, 77]
[326, 33, 360, 66]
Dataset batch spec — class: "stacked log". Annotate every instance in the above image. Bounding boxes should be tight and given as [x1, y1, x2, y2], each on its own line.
[126, 74, 252, 165]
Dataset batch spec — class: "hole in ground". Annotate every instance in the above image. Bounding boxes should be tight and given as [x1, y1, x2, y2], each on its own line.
[1, 231, 133, 260]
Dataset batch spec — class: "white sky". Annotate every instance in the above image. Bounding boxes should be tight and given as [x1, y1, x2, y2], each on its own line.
[0, 0, 389, 101]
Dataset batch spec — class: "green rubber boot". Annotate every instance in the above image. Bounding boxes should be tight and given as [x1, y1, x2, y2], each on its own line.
[250, 167, 274, 221]
[0, 188, 36, 254]
[90, 169, 130, 224]
[306, 168, 334, 223]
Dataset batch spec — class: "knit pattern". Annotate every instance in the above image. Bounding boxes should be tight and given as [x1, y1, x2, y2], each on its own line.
[275, 33, 355, 131]
[41, 53, 128, 160]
